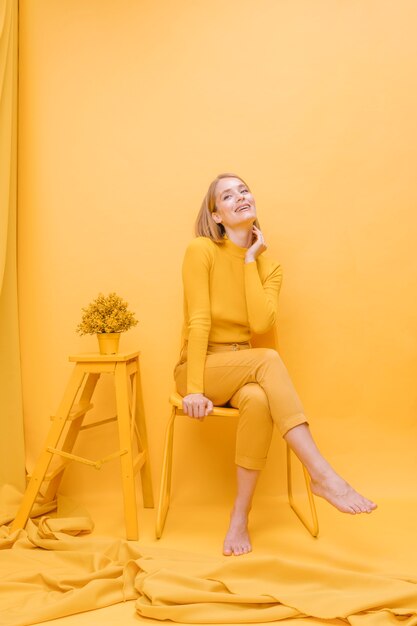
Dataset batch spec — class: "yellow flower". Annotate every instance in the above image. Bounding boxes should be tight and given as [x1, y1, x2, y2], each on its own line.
[76, 292, 138, 335]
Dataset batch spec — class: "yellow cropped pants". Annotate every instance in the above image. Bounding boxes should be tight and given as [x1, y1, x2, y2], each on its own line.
[174, 346, 308, 471]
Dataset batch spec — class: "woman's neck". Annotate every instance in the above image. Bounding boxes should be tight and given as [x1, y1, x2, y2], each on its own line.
[223, 226, 253, 248]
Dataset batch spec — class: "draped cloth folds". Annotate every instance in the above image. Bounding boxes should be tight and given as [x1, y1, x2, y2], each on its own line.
[135, 556, 417, 624]
[1, 497, 417, 626]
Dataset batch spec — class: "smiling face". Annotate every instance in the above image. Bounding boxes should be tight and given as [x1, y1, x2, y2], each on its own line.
[212, 177, 257, 231]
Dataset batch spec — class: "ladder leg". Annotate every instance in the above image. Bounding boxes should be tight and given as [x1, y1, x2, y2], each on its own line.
[42, 373, 100, 502]
[11, 365, 86, 532]
[133, 364, 154, 508]
[115, 362, 138, 540]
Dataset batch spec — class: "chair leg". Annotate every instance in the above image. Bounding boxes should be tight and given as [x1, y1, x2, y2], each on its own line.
[286, 442, 319, 537]
[155, 406, 177, 539]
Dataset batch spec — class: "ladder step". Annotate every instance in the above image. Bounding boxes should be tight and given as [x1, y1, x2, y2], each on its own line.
[134, 451, 146, 473]
[45, 462, 70, 481]
[46, 447, 128, 469]
[26, 462, 70, 483]
[80, 416, 117, 431]
[50, 403, 94, 421]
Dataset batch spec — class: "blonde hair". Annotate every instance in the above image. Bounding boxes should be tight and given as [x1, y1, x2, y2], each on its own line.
[195, 173, 261, 242]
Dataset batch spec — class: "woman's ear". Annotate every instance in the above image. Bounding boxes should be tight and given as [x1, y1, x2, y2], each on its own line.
[212, 212, 222, 224]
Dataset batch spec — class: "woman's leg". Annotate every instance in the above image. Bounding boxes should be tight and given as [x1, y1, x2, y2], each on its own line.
[175, 348, 376, 551]
[223, 466, 260, 556]
[204, 349, 377, 516]
[284, 423, 377, 513]
[223, 383, 272, 555]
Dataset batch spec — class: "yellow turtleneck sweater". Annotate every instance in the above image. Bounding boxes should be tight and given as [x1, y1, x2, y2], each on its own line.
[181, 236, 283, 394]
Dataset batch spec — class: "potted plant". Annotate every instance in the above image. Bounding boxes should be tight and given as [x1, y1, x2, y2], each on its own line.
[76, 292, 138, 354]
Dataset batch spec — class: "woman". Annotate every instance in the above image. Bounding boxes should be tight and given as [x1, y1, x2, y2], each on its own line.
[174, 173, 376, 557]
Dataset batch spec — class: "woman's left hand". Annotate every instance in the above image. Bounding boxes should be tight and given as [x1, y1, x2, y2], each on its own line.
[245, 225, 267, 263]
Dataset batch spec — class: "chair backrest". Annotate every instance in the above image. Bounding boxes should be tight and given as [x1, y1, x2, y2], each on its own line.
[251, 324, 279, 351]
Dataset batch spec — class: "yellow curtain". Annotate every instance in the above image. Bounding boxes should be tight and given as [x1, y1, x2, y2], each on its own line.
[0, 0, 25, 490]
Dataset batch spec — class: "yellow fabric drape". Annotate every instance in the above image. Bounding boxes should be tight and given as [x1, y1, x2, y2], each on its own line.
[0, 0, 25, 490]
[1, 491, 417, 626]
[1, 517, 417, 626]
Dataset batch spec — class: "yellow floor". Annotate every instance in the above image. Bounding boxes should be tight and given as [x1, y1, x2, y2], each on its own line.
[35, 489, 417, 626]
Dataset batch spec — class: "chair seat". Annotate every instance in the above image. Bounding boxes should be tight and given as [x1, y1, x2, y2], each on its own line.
[169, 392, 239, 417]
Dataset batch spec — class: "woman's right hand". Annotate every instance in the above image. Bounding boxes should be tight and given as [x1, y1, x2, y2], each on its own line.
[245, 225, 267, 263]
[182, 393, 214, 421]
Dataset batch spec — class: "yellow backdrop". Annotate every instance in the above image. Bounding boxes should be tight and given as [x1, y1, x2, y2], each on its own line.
[17, 0, 417, 518]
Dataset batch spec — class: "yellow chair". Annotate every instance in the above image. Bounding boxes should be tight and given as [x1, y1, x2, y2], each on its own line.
[156, 330, 319, 539]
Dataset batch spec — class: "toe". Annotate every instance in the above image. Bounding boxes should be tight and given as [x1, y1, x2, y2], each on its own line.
[360, 496, 375, 513]
[223, 544, 233, 556]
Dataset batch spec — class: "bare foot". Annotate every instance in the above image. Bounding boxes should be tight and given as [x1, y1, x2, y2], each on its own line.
[311, 470, 377, 514]
[223, 510, 252, 556]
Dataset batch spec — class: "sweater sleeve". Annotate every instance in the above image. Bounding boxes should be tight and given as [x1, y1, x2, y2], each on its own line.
[244, 260, 283, 334]
[182, 239, 213, 394]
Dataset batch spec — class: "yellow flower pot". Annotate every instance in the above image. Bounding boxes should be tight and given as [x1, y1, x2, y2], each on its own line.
[97, 332, 120, 355]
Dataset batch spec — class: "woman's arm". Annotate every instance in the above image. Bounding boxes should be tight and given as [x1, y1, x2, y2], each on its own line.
[244, 226, 283, 334]
[181, 238, 214, 419]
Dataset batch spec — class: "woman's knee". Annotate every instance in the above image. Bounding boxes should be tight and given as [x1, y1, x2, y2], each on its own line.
[251, 347, 283, 372]
[232, 382, 269, 412]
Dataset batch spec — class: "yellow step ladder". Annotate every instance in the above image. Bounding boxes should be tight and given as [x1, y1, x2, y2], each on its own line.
[11, 351, 154, 540]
